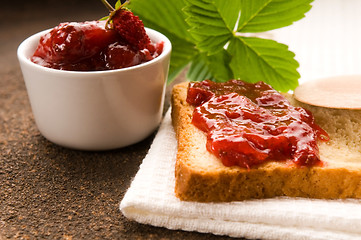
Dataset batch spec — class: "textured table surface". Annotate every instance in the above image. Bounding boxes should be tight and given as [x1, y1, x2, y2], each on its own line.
[0, 1, 233, 239]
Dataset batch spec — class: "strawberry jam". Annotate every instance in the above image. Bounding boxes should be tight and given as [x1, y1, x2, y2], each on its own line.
[187, 80, 329, 168]
[31, 21, 163, 71]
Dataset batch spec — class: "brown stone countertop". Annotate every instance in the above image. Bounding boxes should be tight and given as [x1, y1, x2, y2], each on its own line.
[0, 0, 238, 239]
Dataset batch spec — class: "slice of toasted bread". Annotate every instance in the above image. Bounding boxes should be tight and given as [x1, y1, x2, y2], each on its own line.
[171, 82, 361, 202]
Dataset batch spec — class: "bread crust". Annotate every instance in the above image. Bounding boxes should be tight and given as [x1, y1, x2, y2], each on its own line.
[171, 82, 361, 202]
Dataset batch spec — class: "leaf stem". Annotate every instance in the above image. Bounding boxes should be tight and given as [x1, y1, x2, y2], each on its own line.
[101, 0, 115, 12]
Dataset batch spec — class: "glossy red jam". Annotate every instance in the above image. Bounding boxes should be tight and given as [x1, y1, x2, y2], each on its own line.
[31, 21, 163, 71]
[187, 80, 329, 168]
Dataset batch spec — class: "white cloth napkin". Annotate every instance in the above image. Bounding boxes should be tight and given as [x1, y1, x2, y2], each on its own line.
[120, 109, 361, 240]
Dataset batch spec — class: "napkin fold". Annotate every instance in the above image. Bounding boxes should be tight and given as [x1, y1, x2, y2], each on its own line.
[120, 109, 361, 240]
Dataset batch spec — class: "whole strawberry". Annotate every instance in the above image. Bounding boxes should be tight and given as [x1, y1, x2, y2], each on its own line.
[101, 0, 150, 50]
[113, 9, 150, 50]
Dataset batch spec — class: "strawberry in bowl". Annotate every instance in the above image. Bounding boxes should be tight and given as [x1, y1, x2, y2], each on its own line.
[31, 1, 163, 71]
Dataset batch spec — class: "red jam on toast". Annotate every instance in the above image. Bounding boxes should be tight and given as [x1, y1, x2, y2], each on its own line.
[187, 80, 329, 168]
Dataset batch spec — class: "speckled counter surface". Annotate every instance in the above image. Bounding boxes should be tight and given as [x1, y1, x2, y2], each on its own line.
[0, 1, 237, 239]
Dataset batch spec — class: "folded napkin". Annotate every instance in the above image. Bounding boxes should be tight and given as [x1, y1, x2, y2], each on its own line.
[120, 109, 361, 240]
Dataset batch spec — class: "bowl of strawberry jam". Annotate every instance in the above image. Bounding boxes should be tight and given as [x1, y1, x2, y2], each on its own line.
[17, 21, 171, 150]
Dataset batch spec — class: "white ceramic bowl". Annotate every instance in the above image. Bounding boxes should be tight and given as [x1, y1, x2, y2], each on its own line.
[17, 27, 171, 150]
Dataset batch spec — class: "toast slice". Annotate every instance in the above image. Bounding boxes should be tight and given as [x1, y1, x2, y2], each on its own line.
[171, 82, 361, 202]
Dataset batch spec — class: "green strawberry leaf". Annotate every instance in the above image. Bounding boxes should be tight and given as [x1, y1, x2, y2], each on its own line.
[205, 50, 233, 82]
[215, 0, 242, 32]
[115, 0, 122, 9]
[140, 21, 198, 83]
[187, 50, 233, 82]
[99, 16, 109, 21]
[166, 35, 198, 83]
[128, 0, 193, 43]
[128, 0, 313, 91]
[187, 54, 214, 82]
[237, 0, 313, 33]
[228, 36, 300, 92]
[128, 0, 198, 82]
[183, 0, 237, 54]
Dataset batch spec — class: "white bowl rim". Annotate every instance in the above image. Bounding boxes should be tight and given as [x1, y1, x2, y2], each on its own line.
[17, 26, 172, 75]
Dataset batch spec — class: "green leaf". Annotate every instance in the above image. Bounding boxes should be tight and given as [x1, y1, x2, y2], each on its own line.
[237, 0, 313, 32]
[228, 36, 300, 92]
[128, 0, 198, 82]
[138, 20, 198, 83]
[128, 0, 193, 43]
[128, 0, 312, 89]
[205, 50, 233, 82]
[167, 35, 198, 82]
[99, 16, 109, 21]
[187, 54, 214, 82]
[184, 0, 237, 54]
[187, 50, 233, 82]
[214, 0, 242, 31]
[115, 0, 122, 9]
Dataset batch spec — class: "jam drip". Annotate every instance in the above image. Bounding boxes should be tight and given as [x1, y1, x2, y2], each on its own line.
[187, 80, 329, 168]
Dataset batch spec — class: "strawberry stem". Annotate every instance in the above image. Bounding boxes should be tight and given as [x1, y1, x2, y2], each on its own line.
[101, 0, 115, 12]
